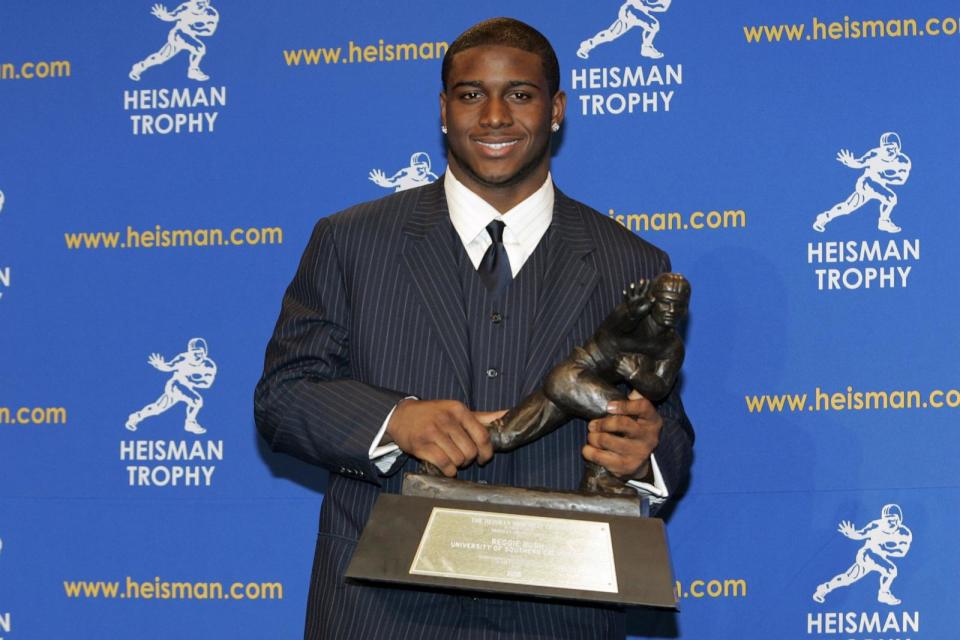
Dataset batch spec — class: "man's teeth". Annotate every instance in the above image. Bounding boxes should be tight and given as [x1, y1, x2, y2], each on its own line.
[477, 140, 518, 149]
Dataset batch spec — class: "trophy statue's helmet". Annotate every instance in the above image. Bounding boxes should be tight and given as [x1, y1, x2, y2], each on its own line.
[652, 273, 691, 299]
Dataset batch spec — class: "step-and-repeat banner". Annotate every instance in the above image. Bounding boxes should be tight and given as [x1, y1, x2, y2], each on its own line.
[2, 1, 958, 638]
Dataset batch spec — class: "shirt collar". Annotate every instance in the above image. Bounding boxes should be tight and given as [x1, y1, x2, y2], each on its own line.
[444, 168, 554, 254]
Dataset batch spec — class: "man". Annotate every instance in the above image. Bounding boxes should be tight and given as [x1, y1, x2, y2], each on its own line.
[256, 17, 693, 639]
[577, 0, 673, 60]
[813, 504, 912, 605]
[129, 0, 220, 82]
[369, 152, 440, 192]
[127, 337, 216, 435]
[813, 132, 911, 234]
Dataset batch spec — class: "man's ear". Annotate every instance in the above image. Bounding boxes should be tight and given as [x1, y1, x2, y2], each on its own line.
[551, 90, 567, 129]
[440, 91, 448, 131]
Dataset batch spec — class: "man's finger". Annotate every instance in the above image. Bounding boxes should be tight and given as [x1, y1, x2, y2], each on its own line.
[421, 444, 457, 478]
[582, 444, 629, 476]
[443, 424, 479, 468]
[606, 396, 656, 418]
[474, 409, 507, 425]
[591, 416, 645, 437]
[461, 411, 495, 464]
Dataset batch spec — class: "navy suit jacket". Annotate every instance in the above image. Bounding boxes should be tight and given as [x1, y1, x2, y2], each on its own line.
[255, 179, 694, 639]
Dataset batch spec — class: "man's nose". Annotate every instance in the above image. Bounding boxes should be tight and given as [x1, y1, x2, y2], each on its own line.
[480, 97, 512, 128]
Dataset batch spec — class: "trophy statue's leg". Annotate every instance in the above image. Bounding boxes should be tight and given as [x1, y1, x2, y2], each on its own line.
[580, 461, 635, 496]
[488, 391, 568, 451]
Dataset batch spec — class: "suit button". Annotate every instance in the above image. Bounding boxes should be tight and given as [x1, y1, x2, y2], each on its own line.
[490, 311, 503, 324]
[486, 368, 499, 379]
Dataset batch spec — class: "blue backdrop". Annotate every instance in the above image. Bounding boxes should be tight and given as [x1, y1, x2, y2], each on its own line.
[2, 1, 958, 638]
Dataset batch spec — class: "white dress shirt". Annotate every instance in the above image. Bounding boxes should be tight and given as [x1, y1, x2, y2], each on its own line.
[368, 170, 667, 503]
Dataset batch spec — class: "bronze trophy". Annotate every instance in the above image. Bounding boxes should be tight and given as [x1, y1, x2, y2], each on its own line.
[347, 273, 691, 608]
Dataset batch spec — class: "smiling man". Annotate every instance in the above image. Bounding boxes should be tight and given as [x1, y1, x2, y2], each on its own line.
[256, 17, 693, 640]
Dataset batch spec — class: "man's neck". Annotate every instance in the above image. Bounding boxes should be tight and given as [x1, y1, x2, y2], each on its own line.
[446, 161, 550, 214]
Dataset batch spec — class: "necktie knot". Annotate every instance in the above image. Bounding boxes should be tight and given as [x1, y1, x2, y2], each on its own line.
[486, 220, 505, 244]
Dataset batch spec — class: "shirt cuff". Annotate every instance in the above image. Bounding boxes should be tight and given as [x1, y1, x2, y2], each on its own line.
[368, 397, 415, 473]
[626, 453, 668, 507]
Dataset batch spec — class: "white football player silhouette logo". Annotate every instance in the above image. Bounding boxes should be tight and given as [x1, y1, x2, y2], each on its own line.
[813, 132, 912, 234]
[369, 152, 439, 192]
[813, 504, 913, 606]
[578, 0, 673, 60]
[129, 1, 220, 82]
[126, 338, 217, 435]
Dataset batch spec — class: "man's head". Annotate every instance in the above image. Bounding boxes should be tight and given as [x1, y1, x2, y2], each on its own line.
[440, 18, 566, 210]
[442, 18, 560, 98]
[650, 273, 691, 328]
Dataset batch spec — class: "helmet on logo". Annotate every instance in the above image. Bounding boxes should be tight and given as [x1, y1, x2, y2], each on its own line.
[410, 152, 431, 170]
[188, 337, 208, 356]
[881, 504, 902, 522]
[880, 132, 901, 151]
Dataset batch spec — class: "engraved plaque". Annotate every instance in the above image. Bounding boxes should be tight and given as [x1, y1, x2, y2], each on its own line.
[345, 493, 678, 608]
[409, 507, 618, 593]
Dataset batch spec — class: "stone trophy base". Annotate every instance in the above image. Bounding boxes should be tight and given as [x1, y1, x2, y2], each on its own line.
[344, 473, 678, 609]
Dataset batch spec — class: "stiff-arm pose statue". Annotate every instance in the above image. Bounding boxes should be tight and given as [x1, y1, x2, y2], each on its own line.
[483, 272, 689, 494]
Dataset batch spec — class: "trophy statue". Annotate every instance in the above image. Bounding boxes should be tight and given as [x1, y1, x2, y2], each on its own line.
[347, 273, 691, 608]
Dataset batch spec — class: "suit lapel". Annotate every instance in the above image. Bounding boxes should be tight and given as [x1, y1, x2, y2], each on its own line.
[521, 189, 599, 395]
[400, 181, 471, 399]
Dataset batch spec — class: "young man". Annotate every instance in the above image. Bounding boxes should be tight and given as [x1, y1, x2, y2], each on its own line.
[256, 17, 693, 640]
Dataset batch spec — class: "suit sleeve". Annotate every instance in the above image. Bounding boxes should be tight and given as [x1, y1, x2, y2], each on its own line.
[649, 250, 694, 514]
[254, 217, 406, 485]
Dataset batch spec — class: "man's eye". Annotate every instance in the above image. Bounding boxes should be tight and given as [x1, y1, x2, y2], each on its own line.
[460, 91, 482, 101]
[510, 92, 531, 101]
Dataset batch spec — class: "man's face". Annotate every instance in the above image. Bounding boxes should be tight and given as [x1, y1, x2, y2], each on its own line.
[440, 45, 565, 202]
[189, 346, 206, 361]
[651, 287, 688, 328]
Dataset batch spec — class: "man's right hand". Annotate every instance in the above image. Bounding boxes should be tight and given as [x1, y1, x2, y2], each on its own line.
[386, 399, 497, 477]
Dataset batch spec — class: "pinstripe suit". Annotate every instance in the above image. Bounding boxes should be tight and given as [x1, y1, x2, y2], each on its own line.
[255, 178, 693, 639]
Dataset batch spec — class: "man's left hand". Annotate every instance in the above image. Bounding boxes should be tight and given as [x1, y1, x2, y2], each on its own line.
[582, 390, 661, 480]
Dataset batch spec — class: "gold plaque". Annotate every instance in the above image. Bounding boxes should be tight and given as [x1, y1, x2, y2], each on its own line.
[409, 507, 618, 593]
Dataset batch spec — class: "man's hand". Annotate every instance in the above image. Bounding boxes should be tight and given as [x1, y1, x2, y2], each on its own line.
[386, 399, 500, 477]
[582, 390, 661, 481]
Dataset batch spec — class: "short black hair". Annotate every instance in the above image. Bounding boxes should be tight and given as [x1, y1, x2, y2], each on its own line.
[442, 17, 561, 96]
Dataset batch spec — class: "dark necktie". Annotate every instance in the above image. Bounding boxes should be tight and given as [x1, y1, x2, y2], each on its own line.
[478, 220, 512, 296]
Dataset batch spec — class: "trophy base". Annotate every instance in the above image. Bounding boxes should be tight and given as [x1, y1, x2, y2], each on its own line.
[344, 474, 677, 608]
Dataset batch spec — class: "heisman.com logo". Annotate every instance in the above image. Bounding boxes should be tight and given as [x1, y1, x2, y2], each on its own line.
[805, 504, 920, 639]
[120, 338, 224, 488]
[571, 1, 683, 117]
